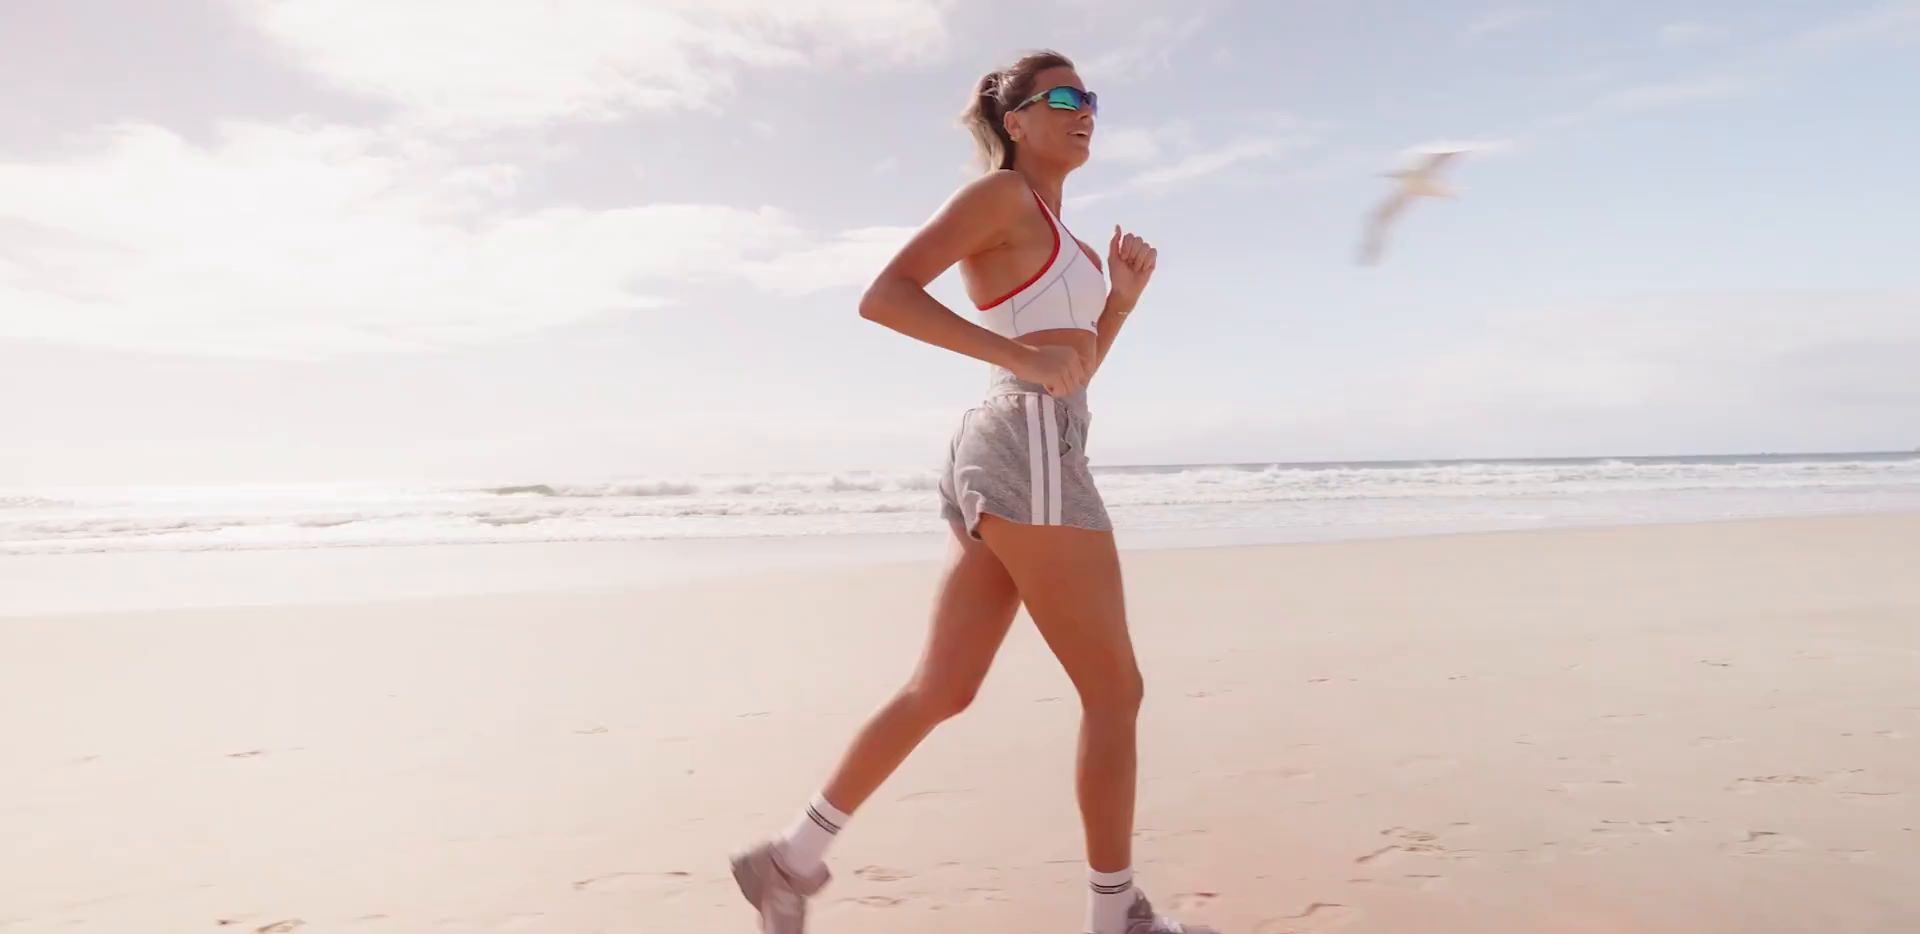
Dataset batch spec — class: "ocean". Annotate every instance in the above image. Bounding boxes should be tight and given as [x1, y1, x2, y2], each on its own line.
[6, 452, 1919, 556]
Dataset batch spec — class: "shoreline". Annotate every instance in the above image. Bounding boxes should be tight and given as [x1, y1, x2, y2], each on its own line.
[7, 509, 1919, 618]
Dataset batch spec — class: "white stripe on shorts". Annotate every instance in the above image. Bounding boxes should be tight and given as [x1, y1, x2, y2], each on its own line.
[1023, 394, 1046, 524]
[1040, 399, 1063, 525]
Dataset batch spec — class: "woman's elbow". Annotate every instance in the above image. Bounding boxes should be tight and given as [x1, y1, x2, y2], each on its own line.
[857, 278, 892, 323]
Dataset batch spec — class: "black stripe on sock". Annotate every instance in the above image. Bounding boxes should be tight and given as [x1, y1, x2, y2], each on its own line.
[806, 805, 842, 834]
[1090, 880, 1134, 894]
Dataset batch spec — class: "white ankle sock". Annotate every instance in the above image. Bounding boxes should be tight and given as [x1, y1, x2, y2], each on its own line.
[774, 792, 849, 877]
[1087, 866, 1135, 934]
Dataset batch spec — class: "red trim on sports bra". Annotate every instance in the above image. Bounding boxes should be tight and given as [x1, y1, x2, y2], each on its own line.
[975, 190, 1061, 310]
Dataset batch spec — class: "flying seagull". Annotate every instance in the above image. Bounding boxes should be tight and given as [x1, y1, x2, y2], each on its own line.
[1357, 147, 1468, 266]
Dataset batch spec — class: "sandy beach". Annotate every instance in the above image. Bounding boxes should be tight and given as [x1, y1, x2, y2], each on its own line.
[3, 514, 1916, 933]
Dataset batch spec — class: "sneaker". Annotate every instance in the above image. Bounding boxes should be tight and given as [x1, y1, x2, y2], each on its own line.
[730, 840, 830, 933]
[1125, 888, 1219, 933]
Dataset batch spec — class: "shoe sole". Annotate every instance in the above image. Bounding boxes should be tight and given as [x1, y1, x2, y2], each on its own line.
[729, 851, 762, 908]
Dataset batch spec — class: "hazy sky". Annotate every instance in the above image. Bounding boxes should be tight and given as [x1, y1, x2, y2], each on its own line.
[3, 0, 1916, 486]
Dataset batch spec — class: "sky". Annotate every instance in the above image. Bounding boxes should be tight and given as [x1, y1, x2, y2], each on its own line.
[2, 0, 1917, 486]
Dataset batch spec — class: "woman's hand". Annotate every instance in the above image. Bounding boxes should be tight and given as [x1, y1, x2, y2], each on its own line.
[1010, 343, 1089, 396]
[1107, 225, 1158, 305]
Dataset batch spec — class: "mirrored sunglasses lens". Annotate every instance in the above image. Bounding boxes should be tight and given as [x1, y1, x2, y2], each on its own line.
[1045, 87, 1085, 110]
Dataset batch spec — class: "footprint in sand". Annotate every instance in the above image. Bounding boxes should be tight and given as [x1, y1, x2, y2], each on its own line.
[1842, 729, 1908, 740]
[855, 865, 912, 882]
[1598, 818, 1687, 835]
[256, 923, 305, 934]
[1731, 770, 1878, 795]
[1355, 871, 1448, 891]
[1839, 790, 1905, 805]
[1254, 901, 1357, 932]
[1585, 818, 1693, 850]
[843, 895, 908, 907]
[1135, 827, 1211, 844]
[1730, 774, 1821, 790]
[571, 871, 692, 896]
[897, 788, 973, 802]
[1723, 831, 1804, 857]
[573, 726, 609, 735]
[1167, 891, 1219, 911]
[1354, 827, 1446, 865]
[1231, 766, 1316, 781]
[227, 750, 268, 759]
[1551, 779, 1633, 795]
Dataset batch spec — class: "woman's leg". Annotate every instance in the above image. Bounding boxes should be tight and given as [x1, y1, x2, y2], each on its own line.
[816, 519, 1023, 812]
[977, 517, 1210, 934]
[975, 519, 1141, 871]
[733, 519, 1021, 932]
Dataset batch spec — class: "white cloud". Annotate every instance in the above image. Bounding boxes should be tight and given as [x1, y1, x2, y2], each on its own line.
[1074, 123, 1319, 206]
[1464, 8, 1550, 40]
[740, 226, 915, 296]
[1798, 1, 1920, 49]
[1080, 14, 1210, 82]
[1539, 73, 1749, 131]
[230, 0, 951, 132]
[1657, 21, 1729, 48]
[1129, 138, 1296, 190]
[1593, 75, 1748, 113]
[0, 120, 893, 357]
[1214, 291, 1920, 459]
[1095, 125, 1178, 165]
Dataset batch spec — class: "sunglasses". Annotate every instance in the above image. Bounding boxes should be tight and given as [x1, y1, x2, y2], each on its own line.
[1014, 85, 1098, 117]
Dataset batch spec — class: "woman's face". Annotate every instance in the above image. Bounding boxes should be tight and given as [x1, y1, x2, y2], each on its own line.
[1005, 66, 1096, 170]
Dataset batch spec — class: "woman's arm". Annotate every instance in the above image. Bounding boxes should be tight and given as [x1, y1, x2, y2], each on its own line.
[1091, 290, 1137, 374]
[858, 171, 1087, 393]
[858, 171, 1027, 370]
[1090, 225, 1157, 377]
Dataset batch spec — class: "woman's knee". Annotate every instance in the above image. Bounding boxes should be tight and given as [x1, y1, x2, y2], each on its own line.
[900, 671, 983, 722]
[1079, 659, 1144, 719]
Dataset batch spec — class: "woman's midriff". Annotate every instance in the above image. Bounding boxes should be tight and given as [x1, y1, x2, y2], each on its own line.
[1017, 327, 1098, 371]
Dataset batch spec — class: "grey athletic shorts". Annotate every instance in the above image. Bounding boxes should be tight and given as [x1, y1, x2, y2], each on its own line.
[938, 368, 1113, 539]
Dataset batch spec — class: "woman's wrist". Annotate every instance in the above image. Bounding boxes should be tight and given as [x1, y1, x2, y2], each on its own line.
[992, 336, 1037, 371]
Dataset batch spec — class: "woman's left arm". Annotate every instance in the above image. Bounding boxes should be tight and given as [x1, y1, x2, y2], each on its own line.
[1093, 225, 1157, 375]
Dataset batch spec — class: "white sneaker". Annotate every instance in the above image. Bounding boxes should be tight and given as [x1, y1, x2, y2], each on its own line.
[729, 840, 830, 933]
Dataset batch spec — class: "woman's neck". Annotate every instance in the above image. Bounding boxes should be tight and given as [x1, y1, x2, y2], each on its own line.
[1013, 164, 1068, 216]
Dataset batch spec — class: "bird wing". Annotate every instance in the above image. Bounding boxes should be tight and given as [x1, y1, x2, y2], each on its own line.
[1417, 149, 1462, 176]
[1357, 190, 1413, 265]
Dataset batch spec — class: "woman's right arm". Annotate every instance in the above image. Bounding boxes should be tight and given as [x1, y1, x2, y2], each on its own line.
[858, 172, 1087, 393]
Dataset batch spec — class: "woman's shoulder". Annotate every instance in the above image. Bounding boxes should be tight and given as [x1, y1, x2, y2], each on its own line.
[943, 169, 1033, 214]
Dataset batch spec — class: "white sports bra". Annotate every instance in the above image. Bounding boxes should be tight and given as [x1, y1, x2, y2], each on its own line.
[976, 190, 1107, 338]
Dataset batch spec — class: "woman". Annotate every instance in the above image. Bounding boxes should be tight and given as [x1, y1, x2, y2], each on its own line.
[731, 49, 1212, 934]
